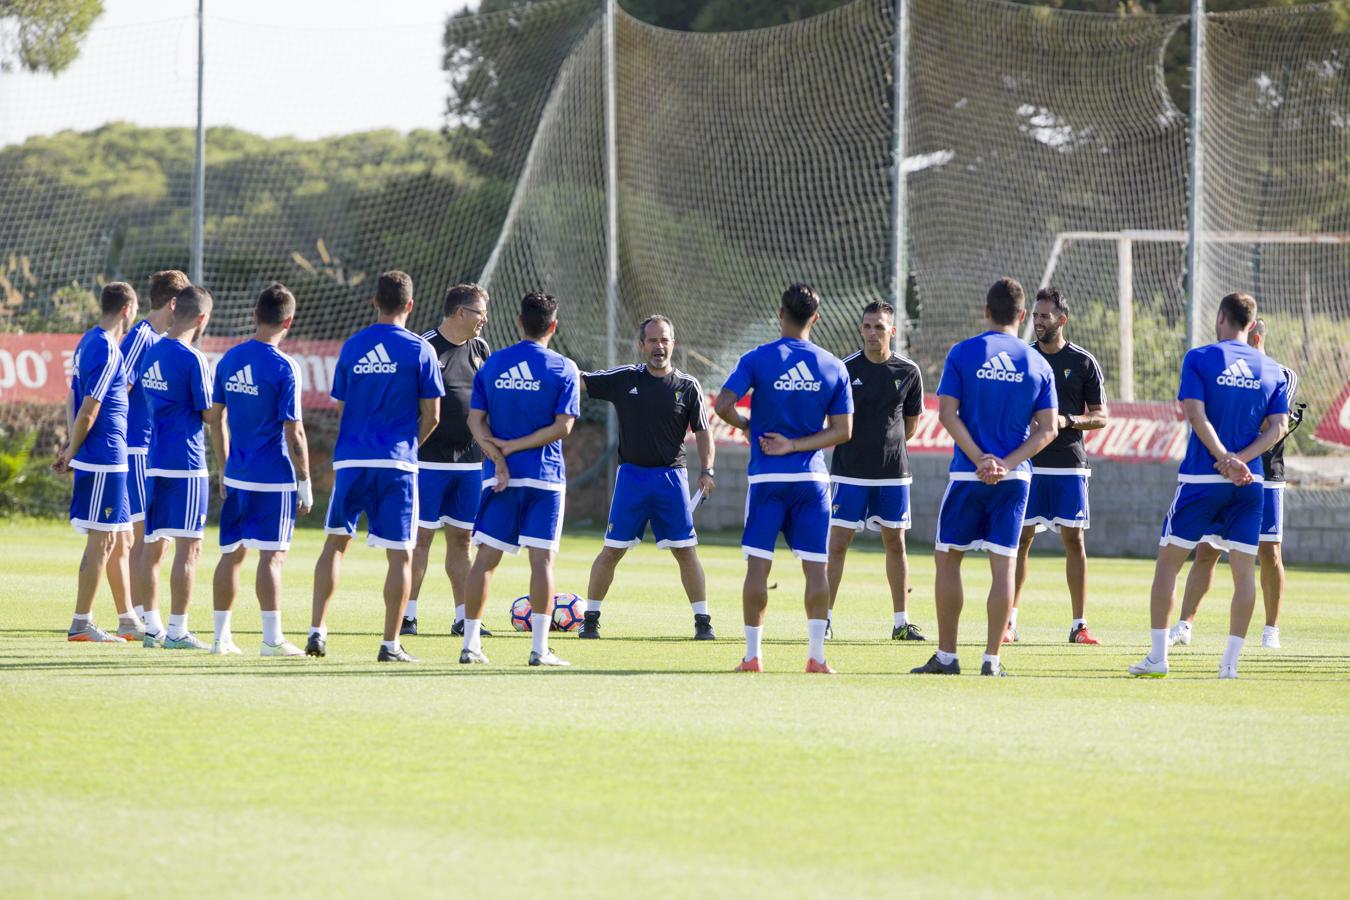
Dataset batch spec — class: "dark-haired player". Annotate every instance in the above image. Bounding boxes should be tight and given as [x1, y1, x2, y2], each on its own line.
[1011, 287, 1108, 645]
[715, 283, 853, 674]
[580, 314, 716, 640]
[402, 283, 492, 639]
[121, 269, 189, 638]
[1130, 292, 1288, 680]
[208, 283, 312, 657]
[459, 292, 580, 668]
[913, 278, 1058, 677]
[1169, 317, 1301, 651]
[827, 300, 925, 641]
[54, 282, 140, 642]
[309, 271, 445, 663]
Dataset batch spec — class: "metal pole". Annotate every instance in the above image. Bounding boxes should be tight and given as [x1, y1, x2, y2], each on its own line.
[1186, 0, 1205, 348]
[891, 0, 909, 353]
[1117, 238, 1135, 402]
[190, 0, 205, 285]
[604, 0, 619, 452]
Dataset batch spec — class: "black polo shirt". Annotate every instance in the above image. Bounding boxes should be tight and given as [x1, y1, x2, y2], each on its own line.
[418, 329, 490, 465]
[1029, 340, 1105, 470]
[584, 365, 708, 468]
[830, 350, 924, 481]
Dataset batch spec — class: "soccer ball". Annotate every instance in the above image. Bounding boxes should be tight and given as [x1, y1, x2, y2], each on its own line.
[552, 593, 586, 632]
[509, 596, 533, 632]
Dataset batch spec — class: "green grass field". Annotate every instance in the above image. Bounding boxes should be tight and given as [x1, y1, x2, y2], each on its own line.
[2, 520, 1347, 898]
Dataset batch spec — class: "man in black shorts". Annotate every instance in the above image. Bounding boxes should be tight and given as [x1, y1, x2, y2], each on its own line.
[1011, 287, 1108, 645]
[402, 283, 492, 638]
[580, 314, 716, 640]
[826, 301, 926, 641]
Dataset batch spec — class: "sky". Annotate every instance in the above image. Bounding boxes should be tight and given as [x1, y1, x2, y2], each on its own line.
[0, 0, 479, 145]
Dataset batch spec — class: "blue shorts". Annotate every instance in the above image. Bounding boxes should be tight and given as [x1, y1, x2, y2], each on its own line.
[325, 466, 417, 550]
[417, 464, 483, 531]
[1024, 469, 1091, 533]
[127, 451, 149, 523]
[1160, 480, 1263, 556]
[829, 478, 911, 532]
[742, 478, 830, 563]
[220, 487, 296, 552]
[145, 475, 210, 542]
[473, 485, 565, 554]
[70, 466, 131, 534]
[605, 464, 697, 549]
[935, 476, 1031, 557]
[1260, 485, 1284, 543]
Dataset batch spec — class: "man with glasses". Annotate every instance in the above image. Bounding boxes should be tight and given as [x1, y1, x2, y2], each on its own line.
[404, 283, 493, 638]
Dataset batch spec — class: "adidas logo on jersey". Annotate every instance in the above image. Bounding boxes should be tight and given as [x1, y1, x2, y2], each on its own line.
[224, 364, 259, 396]
[1217, 359, 1260, 390]
[774, 361, 822, 392]
[851, 378, 863, 386]
[353, 344, 397, 375]
[976, 351, 1024, 383]
[141, 360, 168, 391]
[628, 387, 639, 395]
[495, 361, 541, 391]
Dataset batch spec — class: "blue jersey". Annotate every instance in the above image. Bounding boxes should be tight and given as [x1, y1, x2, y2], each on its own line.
[331, 323, 445, 472]
[212, 339, 302, 490]
[722, 337, 853, 479]
[70, 326, 128, 470]
[119, 318, 162, 452]
[936, 330, 1057, 477]
[1177, 340, 1289, 482]
[138, 336, 213, 476]
[471, 340, 581, 486]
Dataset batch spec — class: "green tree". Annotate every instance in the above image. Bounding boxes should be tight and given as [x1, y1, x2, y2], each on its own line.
[0, 0, 103, 74]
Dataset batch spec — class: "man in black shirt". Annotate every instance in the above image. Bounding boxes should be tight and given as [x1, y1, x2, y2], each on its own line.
[1171, 318, 1303, 650]
[402, 283, 491, 637]
[827, 301, 926, 641]
[580, 314, 716, 640]
[1012, 287, 1108, 645]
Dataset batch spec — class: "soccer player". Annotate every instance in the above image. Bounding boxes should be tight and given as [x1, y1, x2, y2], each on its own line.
[135, 285, 217, 650]
[403, 283, 492, 639]
[913, 277, 1058, 677]
[1129, 292, 1288, 680]
[54, 282, 140, 642]
[827, 300, 925, 641]
[580, 314, 716, 640]
[309, 271, 444, 663]
[459, 291, 580, 668]
[208, 283, 312, 657]
[1168, 317, 1303, 651]
[714, 283, 853, 674]
[121, 269, 190, 638]
[1011, 287, 1108, 645]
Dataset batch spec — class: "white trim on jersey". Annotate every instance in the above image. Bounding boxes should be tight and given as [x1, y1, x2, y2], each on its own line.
[126, 447, 148, 456]
[829, 475, 913, 487]
[1031, 467, 1092, 477]
[189, 344, 213, 407]
[70, 460, 128, 473]
[417, 461, 483, 471]
[90, 331, 121, 401]
[1177, 473, 1264, 485]
[331, 459, 418, 473]
[948, 470, 1032, 483]
[280, 350, 304, 420]
[146, 467, 209, 478]
[480, 476, 566, 492]
[223, 477, 296, 492]
[746, 472, 830, 485]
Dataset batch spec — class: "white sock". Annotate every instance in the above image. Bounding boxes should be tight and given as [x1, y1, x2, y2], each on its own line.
[744, 625, 762, 661]
[1072, 618, 1086, 629]
[982, 652, 1000, 672]
[144, 608, 165, 636]
[893, 611, 909, 628]
[462, 619, 482, 653]
[405, 599, 418, 619]
[936, 648, 958, 666]
[1221, 634, 1244, 669]
[455, 604, 466, 622]
[72, 612, 91, 624]
[1008, 608, 1020, 628]
[213, 610, 232, 643]
[118, 611, 138, 623]
[807, 619, 827, 663]
[133, 604, 145, 621]
[261, 610, 282, 645]
[1150, 628, 1168, 663]
[167, 613, 188, 640]
[309, 624, 327, 639]
[381, 639, 399, 652]
[691, 601, 708, 616]
[531, 614, 550, 655]
[826, 609, 833, 624]
[587, 598, 603, 613]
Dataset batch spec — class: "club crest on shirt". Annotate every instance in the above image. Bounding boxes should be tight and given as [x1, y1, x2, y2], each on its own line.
[1063, 368, 1071, 379]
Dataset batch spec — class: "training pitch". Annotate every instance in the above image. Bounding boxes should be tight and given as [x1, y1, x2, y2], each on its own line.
[1, 520, 1347, 897]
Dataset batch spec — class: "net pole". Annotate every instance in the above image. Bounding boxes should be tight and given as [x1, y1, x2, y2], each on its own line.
[891, 0, 909, 352]
[1186, 0, 1205, 348]
[604, 0, 619, 456]
[190, 0, 205, 284]
[1117, 237, 1135, 401]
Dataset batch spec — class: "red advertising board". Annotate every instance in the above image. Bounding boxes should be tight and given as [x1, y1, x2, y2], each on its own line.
[1314, 382, 1350, 450]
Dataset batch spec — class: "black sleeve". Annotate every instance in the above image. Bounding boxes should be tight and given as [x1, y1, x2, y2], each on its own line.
[1084, 354, 1106, 406]
[902, 364, 925, 418]
[686, 377, 709, 433]
[583, 368, 623, 402]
